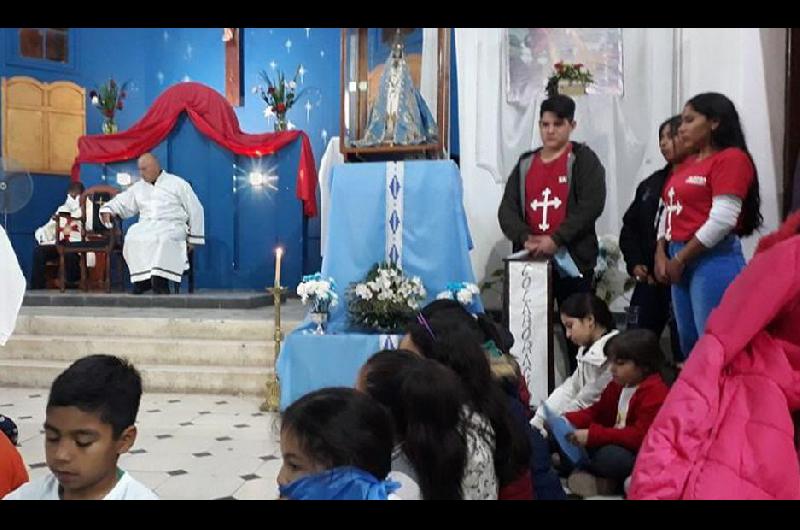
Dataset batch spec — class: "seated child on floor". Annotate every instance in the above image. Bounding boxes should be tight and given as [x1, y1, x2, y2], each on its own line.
[0, 415, 28, 498]
[531, 293, 619, 435]
[559, 329, 675, 498]
[4, 354, 158, 500]
[358, 349, 470, 500]
[277, 387, 399, 500]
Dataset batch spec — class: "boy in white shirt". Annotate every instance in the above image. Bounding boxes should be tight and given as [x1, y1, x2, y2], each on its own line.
[3, 355, 157, 500]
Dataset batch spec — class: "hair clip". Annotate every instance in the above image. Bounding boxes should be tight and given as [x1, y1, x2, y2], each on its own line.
[416, 313, 436, 341]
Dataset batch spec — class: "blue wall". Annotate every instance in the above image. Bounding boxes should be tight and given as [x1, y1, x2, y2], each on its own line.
[1, 28, 458, 290]
[1, 27, 340, 290]
[0, 28, 155, 281]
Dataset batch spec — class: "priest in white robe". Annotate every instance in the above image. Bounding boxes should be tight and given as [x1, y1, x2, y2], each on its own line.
[100, 153, 204, 294]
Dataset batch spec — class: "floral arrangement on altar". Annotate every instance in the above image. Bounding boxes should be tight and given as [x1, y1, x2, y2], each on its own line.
[436, 282, 482, 312]
[347, 262, 427, 333]
[296, 273, 339, 313]
[89, 78, 130, 134]
[594, 235, 635, 305]
[257, 65, 306, 132]
[546, 62, 594, 98]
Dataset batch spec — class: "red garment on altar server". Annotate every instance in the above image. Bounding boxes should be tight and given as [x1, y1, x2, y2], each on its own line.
[70, 82, 318, 217]
[661, 147, 753, 242]
[524, 145, 571, 236]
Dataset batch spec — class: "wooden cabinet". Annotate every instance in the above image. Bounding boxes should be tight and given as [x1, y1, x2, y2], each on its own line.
[2, 76, 85, 175]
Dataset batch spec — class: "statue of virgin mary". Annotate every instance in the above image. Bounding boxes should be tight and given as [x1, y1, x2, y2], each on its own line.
[355, 33, 439, 147]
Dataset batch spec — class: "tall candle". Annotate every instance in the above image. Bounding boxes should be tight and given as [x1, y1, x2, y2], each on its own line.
[275, 247, 283, 287]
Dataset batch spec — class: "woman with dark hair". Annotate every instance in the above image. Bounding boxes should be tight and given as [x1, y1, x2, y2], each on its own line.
[402, 311, 533, 499]
[619, 115, 684, 359]
[420, 299, 531, 411]
[413, 299, 567, 499]
[654, 92, 763, 358]
[357, 349, 469, 500]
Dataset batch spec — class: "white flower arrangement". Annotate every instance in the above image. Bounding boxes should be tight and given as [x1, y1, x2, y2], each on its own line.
[594, 234, 635, 305]
[296, 273, 338, 313]
[436, 282, 481, 310]
[347, 262, 427, 332]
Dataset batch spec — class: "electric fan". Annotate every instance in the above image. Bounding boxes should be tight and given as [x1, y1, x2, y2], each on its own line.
[0, 157, 34, 228]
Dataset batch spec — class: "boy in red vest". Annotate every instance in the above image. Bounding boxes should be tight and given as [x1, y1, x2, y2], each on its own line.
[499, 95, 607, 372]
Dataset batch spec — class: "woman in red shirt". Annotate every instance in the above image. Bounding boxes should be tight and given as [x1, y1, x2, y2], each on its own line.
[654, 92, 763, 358]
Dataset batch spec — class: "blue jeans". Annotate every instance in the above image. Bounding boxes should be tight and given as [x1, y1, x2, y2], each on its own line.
[556, 443, 637, 483]
[668, 235, 746, 358]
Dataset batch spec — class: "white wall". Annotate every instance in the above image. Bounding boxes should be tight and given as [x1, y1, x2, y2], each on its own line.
[456, 28, 787, 308]
[678, 28, 785, 258]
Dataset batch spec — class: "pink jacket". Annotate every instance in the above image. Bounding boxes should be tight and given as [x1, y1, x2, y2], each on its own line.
[629, 235, 800, 499]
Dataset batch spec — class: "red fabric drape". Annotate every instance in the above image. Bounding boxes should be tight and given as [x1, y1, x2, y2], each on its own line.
[71, 82, 318, 217]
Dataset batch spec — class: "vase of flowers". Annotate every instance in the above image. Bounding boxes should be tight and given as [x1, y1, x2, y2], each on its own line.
[258, 66, 305, 132]
[347, 262, 427, 333]
[297, 273, 339, 334]
[90, 78, 129, 135]
[436, 282, 482, 312]
[546, 62, 594, 98]
[594, 234, 636, 305]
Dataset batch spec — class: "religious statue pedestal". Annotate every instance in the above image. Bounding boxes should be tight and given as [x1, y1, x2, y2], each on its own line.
[276, 159, 480, 410]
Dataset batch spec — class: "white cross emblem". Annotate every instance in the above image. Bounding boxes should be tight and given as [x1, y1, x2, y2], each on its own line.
[664, 186, 683, 241]
[530, 187, 562, 231]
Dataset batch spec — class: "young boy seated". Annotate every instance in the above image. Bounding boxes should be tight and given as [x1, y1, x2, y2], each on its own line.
[3, 354, 158, 500]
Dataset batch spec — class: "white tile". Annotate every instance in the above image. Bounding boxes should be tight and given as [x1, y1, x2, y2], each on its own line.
[255, 457, 283, 485]
[130, 470, 172, 491]
[143, 434, 217, 455]
[205, 438, 279, 458]
[121, 452, 199, 473]
[155, 473, 245, 500]
[18, 439, 45, 464]
[233, 478, 277, 500]
[180, 454, 263, 477]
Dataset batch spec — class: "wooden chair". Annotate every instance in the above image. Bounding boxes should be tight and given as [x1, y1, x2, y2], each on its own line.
[172, 246, 196, 294]
[56, 184, 124, 293]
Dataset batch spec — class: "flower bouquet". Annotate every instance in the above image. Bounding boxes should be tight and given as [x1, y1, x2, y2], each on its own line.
[436, 282, 482, 312]
[594, 235, 635, 305]
[546, 62, 594, 98]
[257, 65, 306, 132]
[347, 262, 427, 333]
[297, 273, 338, 334]
[89, 78, 130, 134]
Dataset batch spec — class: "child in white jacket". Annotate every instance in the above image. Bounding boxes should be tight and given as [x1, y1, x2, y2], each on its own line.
[531, 293, 619, 435]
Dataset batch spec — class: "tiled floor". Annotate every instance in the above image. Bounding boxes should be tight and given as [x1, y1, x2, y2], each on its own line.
[4, 385, 624, 500]
[3, 387, 282, 500]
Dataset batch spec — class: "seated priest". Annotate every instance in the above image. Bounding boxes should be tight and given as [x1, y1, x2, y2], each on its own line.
[31, 181, 84, 289]
[99, 153, 204, 295]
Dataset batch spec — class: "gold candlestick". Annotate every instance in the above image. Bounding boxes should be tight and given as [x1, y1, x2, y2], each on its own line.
[260, 284, 284, 412]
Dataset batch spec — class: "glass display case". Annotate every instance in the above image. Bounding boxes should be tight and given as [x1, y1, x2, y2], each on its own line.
[339, 28, 450, 160]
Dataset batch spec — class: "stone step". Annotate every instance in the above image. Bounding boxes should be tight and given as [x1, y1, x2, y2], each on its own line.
[12, 314, 290, 341]
[0, 360, 273, 396]
[1, 335, 275, 367]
